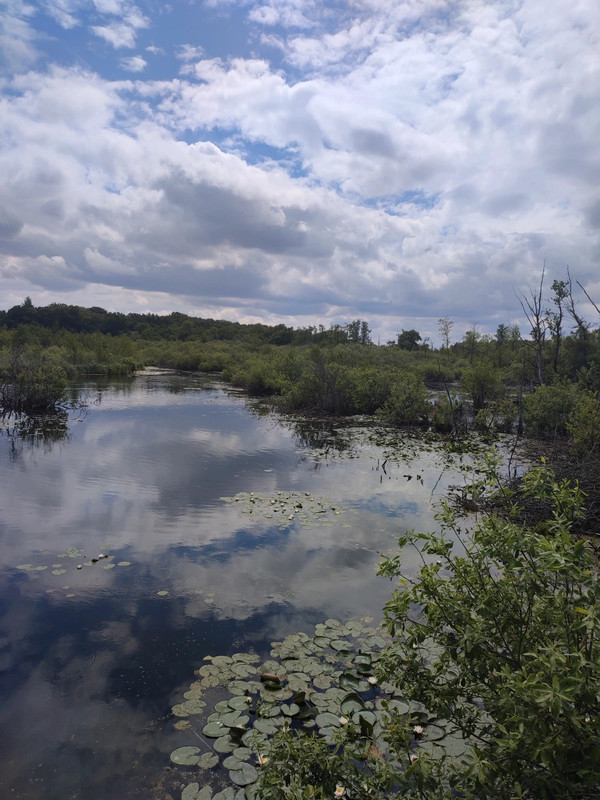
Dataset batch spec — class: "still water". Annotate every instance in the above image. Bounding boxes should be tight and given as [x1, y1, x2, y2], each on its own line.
[0, 372, 487, 800]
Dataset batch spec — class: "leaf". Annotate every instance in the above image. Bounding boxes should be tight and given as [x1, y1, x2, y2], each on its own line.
[203, 721, 227, 738]
[214, 735, 236, 753]
[170, 746, 201, 766]
[229, 762, 258, 787]
[341, 692, 365, 715]
[213, 789, 236, 800]
[315, 712, 341, 729]
[182, 783, 201, 800]
[198, 752, 219, 769]
[339, 672, 361, 691]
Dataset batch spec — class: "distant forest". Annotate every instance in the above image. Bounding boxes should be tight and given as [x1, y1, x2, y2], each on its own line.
[0, 298, 371, 346]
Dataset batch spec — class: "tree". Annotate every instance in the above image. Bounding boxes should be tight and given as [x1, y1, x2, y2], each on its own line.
[346, 320, 360, 343]
[359, 320, 371, 346]
[495, 323, 509, 366]
[463, 323, 480, 364]
[517, 264, 547, 385]
[547, 278, 569, 374]
[396, 329, 421, 351]
[438, 317, 454, 354]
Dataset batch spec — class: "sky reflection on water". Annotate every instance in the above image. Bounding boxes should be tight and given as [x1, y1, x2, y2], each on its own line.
[0, 373, 487, 799]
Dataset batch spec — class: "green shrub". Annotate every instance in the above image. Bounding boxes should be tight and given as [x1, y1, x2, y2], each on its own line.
[346, 366, 394, 414]
[475, 398, 518, 434]
[523, 382, 579, 436]
[567, 391, 600, 455]
[377, 461, 600, 799]
[431, 395, 465, 433]
[461, 360, 503, 410]
[0, 343, 66, 412]
[379, 372, 429, 426]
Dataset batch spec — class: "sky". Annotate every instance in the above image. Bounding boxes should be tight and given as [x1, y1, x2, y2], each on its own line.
[0, 0, 599, 344]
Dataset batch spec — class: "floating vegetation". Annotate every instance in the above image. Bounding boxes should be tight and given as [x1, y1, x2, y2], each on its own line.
[14, 549, 133, 580]
[221, 491, 347, 530]
[170, 617, 469, 799]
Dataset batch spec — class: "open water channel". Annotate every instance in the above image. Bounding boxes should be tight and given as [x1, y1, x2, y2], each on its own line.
[0, 371, 509, 800]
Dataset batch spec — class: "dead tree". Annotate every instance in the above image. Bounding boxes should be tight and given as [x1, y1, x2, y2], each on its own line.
[516, 264, 547, 385]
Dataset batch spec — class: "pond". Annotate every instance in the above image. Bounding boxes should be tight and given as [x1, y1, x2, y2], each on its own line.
[0, 371, 504, 799]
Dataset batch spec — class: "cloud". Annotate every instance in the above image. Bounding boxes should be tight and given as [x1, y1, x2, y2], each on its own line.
[42, 0, 84, 29]
[176, 43, 205, 62]
[120, 54, 146, 72]
[0, 1, 39, 72]
[0, 0, 599, 342]
[90, 1, 148, 48]
[91, 21, 137, 48]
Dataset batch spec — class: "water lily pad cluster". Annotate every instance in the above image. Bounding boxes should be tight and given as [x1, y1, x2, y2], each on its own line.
[15, 548, 132, 577]
[170, 618, 470, 800]
[220, 491, 348, 530]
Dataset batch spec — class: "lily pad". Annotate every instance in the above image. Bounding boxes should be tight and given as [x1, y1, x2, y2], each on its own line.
[228, 696, 253, 711]
[203, 721, 227, 738]
[315, 712, 342, 729]
[214, 735, 237, 754]
[229, 762, 258, 787]
[254, 718, 279, 735]
[341, 692, 365, 715]
[198, 752, 219, 769]
[213, 789, 236, 800]
[170, 746, 201, 766]
[220, 712, 249, 728]
[182, 783, 201, 800]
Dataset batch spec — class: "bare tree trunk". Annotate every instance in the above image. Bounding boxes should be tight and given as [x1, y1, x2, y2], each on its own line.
[516, 264, 546, 385]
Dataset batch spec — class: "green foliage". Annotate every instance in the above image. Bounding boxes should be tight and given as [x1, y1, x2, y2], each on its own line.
[0, 341, 67, 412]
[567, 391, 600, 456]
[254, 728, 372, 800]
[430, 396, 465, 433]
[380, 372, 430, 426]
[377, 461, 600, 799]
[460, 360, 503, 410]
[523, 382, 580, 436]
[397, 329, 422, 351]
[474, 398, 518, 434]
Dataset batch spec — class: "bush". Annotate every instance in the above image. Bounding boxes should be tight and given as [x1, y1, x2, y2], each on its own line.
[380, 372, 430, 426]
[0, 343, 66, 412]
[461, 360, 503, 410]
[523, 382, 579, 436]
[567, 391, 600, 456]
[377, 461, 600, 798]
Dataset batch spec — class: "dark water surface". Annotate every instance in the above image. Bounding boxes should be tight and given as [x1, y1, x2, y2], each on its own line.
[0, 372, 480, 800]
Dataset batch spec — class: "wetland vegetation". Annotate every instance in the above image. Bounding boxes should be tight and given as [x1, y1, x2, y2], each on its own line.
[1, 284, 600, 799]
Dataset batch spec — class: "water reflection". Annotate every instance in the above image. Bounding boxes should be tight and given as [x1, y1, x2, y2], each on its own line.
[1, 410, 70, 460]
[0, 372, 502, 799]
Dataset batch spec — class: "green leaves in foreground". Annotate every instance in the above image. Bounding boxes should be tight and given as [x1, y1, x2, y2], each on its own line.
[378, 460, 600, 799]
